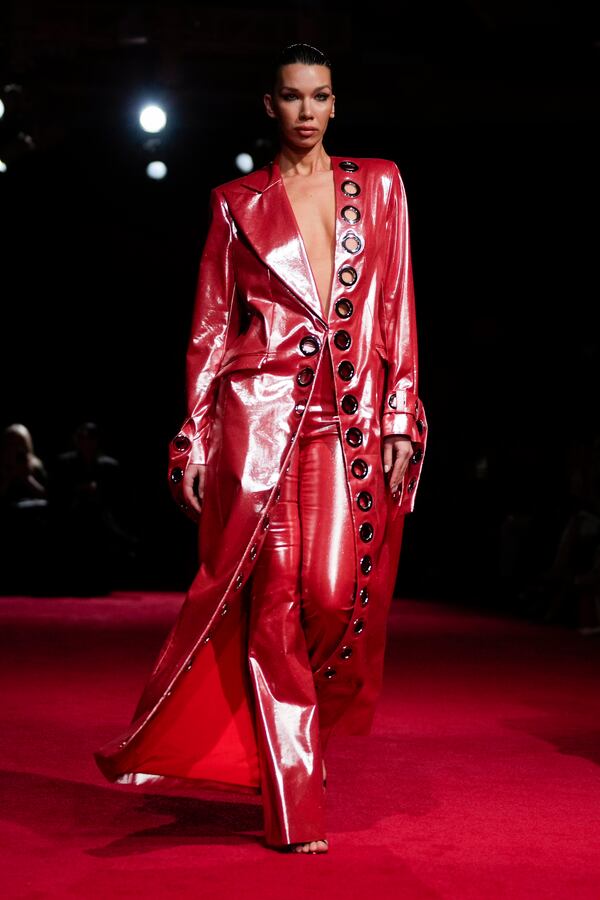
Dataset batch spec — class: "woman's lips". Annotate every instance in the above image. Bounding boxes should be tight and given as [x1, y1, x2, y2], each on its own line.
[296, 127, 318, 136]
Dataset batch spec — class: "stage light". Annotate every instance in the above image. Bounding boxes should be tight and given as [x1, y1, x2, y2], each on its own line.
[0, 159, 7, 173]
[0, 99, 4, 120]
[139, 104, 167, 133]
[235, 152, 254, 173]
[146, 160, 167, 180]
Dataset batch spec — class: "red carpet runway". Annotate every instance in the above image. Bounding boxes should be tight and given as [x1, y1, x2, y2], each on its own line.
[1, 592, 599, 899]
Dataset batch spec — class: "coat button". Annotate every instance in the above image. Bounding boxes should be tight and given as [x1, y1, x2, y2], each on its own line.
[341, 232, 362, 254]
[388, 393, 397, 409]
[339, 160, 359, 172]
[341, 393, 358, 414]
[341, 179, 361, 197]
[416, 419, 424, 434]
[356, 490, 373, 511]
[170, 467, 184, 484]
[173, 433, 191, 452]
[334, 330, 352, 350]
[338, 360, 355, 381]
[340, 645, 353, 659]
[345, 427, 363, 448]
[351, 458, 368, 478]
[297, 367, 315, 387]
[341, 205, 361, 224]
[360, 555, 372, 574]
[353, 617, 365, 634]
[299, 335, 320, 356]
[324, 666, 337, 678]
[411, 449, 423, 464]
[335, 298, 353, 318]
[359, 522, 374, 542]
[338, 265, 358, 286]
[360, 587, 369, 606]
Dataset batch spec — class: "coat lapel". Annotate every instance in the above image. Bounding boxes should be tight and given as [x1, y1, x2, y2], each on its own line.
[224, 155, 342, 323]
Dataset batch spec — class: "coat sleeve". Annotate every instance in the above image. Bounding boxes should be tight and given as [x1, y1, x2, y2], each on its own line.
[380, 162, 426, 449]
[167, 187, 240, 513]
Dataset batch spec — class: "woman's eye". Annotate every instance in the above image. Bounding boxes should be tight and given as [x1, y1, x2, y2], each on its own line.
[317, 94, 330, 101]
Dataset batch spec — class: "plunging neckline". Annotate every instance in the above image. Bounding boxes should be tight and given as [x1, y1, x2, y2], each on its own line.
[277, 156, 337, 321]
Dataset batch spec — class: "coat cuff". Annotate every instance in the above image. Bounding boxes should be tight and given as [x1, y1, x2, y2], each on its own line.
[381, 388, 425, 445]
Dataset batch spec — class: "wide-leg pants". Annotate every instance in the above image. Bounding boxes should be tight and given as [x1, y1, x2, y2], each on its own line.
[247, 351, 357, 847]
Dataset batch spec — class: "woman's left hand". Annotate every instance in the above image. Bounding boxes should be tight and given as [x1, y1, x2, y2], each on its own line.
[383, 435, 413, 493]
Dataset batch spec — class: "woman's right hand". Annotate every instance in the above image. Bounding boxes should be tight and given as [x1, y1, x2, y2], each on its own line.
[182, 463, 206, 517]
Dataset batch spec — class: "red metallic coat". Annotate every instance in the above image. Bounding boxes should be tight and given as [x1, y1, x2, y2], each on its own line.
[94, 154, 428, 794]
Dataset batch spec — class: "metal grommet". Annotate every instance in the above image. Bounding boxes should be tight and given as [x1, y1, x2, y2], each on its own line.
[334, 329, 352, 350]
[359, 522, 374, 542]
[297, 366, 315, 387]
[407, 477, 417, 493]
[360, 555, 372, 575]
[172, 433, 191, 452]
[203, 633, 211, 643]
[339, 160, 359, 172]
[165, 689, 173, 697]
[345, 427, 363, 448]
[340, 645, 353, 659]
[356, 490, 373, 511]
[411, 449, 423, 464]
[338, 265, 358, 287]
[220, 603, 229, 615]
[338, 360, 355, 382]
[341, 232, 362, 254]
[353, 617, 365, 634]
[335, 298, 353, 319]
[119, 740, 127, 748]
[351, 458, 369, 479]
[185, 658, 194, 670]
[341, 205, 361, 224]
[299, 334, 321, 356]
[341, 179, 361, 197]
[170, 467, 184, 484]
[275, 486, 281, 501]
[341, 393, 359, 414]
[324, 666, 337, 678]
[294, 402, 305, 416]
[250, 544, 258, 560]
[416, 419, 424, 434]
[262, 515, 270, 530]
[234, 573, 244, 591]
[360, 587, 369, 606]
[388, 393, 397, 409]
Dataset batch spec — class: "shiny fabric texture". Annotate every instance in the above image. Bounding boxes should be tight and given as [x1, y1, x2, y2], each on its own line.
[247, 352, 355, 845]
[94, 155, 429, 842]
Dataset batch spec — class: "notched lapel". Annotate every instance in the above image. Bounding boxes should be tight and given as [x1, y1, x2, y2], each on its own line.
[223, 157, 335, 323]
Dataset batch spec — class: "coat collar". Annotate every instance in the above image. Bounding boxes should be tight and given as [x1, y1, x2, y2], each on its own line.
[223, 154, 348, 323]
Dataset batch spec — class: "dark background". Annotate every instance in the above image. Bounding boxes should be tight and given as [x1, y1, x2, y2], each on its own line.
[1, 1, 598, 606]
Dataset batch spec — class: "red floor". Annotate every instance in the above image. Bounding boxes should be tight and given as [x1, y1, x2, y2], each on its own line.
[1, 591, 599, 899]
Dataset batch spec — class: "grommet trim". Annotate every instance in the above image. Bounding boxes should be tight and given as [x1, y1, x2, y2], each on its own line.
[297, 367, 315, 386]
[341, 232, 362, 254]
[170, 467, 184, 484]
[360, 555, 372, 575]
[341, 393, 359, 414]
[339, 160, 359, 172]
[341, 179, 361, 197]
[341, 205, 361, 224]
[359, 522, 374, 542]
[334, 329, 352, 350]
[340, 645, 353, 659]
[351, 458, 369, 479]
[173, 434, 191, 452]
[335, 298, 353, 319]
[299, 334, 321, 356]
[345, 427, 363, 448]
[338, 360, 355, 381]
[356, 490, 373, 511]
[353, 617, 365, 634]
[388, 393, 397, 409]
[360, 587, 369, 606]
[338, 265, 358, 287]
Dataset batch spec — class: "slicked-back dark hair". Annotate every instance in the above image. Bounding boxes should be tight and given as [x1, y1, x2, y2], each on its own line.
[270, 42, 332, 93]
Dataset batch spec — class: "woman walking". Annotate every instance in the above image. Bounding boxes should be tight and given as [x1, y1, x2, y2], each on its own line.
[94, 42, 428, 855]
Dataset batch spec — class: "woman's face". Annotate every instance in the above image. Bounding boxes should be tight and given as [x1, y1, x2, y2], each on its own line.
[264, 63, 335, 150]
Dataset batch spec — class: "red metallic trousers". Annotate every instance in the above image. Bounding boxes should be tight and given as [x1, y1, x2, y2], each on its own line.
[247, 351, 356, 847]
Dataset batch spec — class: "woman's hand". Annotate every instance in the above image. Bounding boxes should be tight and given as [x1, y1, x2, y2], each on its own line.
[182, 463, 206, 517]
[383, 435, 413, 493]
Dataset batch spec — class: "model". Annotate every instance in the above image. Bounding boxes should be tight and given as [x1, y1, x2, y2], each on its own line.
[94, 41, 429, 855]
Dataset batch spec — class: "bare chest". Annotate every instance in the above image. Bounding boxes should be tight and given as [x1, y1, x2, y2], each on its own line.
[282, 171, 336, 319]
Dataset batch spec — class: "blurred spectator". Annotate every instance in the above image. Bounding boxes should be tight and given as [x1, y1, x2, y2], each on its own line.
[47, 421, 139, 595]
[0, 423, 49, 594]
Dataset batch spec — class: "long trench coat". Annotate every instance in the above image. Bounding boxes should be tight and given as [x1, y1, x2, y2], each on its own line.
[94, 154, 429, 796]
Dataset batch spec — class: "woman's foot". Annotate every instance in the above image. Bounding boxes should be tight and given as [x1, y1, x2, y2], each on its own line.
[293, 838, 328, 853]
